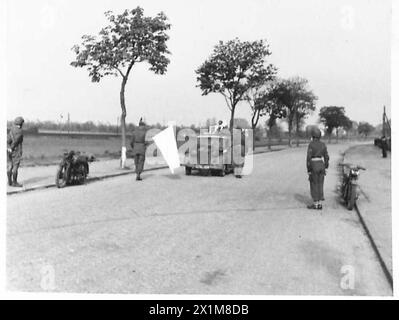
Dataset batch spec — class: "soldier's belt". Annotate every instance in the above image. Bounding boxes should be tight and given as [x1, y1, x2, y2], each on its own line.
[311, 157, 324, 161]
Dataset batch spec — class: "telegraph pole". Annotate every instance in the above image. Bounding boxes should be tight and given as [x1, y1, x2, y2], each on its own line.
[382, 106, 386, 136]
[67, 113, 70, 135]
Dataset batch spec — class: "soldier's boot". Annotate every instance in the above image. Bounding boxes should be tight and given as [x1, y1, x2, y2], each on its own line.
[307, 202, 318, 209]
[7, 171, 12, 186]
[136, 173, 142, 181]
[12, 172, 23, 188]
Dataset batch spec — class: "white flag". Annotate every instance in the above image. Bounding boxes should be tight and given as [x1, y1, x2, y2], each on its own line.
[152, 125, 180, 174]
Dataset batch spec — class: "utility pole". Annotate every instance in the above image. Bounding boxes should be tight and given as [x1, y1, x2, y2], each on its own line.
[67, 113, 70, 135]
[382, 106, 386, 137]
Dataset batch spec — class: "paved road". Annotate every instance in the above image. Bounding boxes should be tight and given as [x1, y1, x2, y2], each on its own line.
[7, 144, 392, 295]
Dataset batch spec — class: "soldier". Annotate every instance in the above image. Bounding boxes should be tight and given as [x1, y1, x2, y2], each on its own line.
[7, 116, 25, 187]
[381, 135, 388, 158]
[306, 127, 329, 209]
[130, 118, 147, 181]
[233, 128, 247, 179]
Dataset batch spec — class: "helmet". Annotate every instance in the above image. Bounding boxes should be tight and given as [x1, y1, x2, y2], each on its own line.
[139, 117, 146, 126]
[311, 127, 321, 139]
[14, 116, 25, 126]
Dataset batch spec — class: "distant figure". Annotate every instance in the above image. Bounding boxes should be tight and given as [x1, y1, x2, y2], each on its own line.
[216, 120, 223, 133]
[7, 116, 25, 187]
[233, 128, 246, 179]
[306, 127, 329, 209]
[381, 135, 388, 158]
[130, 118, 147, 181]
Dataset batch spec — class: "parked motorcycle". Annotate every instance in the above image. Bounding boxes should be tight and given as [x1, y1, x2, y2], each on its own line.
[55, 151, 93, 188]
[339, 163, 366, 210]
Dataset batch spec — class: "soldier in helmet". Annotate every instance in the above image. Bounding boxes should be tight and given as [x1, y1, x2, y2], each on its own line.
[381, 135, 388, 158]
[7, 116, 25, 187]
[306, 127, 329, 209]
[130, 118, 148, 181]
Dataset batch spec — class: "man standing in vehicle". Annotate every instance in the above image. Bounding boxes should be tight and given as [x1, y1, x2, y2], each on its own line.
[7, 116, 25, 187]
[130, 118, 147, 181]
[306, 127, 329, 209]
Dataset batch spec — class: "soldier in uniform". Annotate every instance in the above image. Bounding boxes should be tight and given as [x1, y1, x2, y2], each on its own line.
[381, 135, 388, 158]
[130, 118, 147, 181]
[233, 128, 247, 179]
[7, 116, 25, 187]
[306, 127, 329, 209]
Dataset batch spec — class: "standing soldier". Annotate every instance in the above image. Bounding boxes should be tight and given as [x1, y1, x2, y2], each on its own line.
[233, 127, 247, 179]
[306, 127, 329, 209]
[130, 118, 147, 181]
[381, 135, 388, 158]
[7, 116, 25, 187]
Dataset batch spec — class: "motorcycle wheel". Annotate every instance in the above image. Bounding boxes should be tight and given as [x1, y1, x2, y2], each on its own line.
[56, 164, 68, 188]
[347, 185, 356, 211]
[78, 164, 87, 184]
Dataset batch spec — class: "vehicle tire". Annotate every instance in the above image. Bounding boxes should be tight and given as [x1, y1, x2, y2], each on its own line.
[347, 185, 356, 210]
[56, 164, 68, 188]
[341, 183, 347, 202]
[185, 166, 192, 175]
[77, 163, 87, 184]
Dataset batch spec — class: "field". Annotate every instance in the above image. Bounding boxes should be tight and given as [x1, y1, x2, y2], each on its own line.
[19, 133, 371, 167]
[21, 135, 122, 166]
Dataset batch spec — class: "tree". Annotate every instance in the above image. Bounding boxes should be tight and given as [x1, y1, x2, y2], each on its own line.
[358, 122, 375, 138]
[196, 38, 276, 135]
[293, 84, 317, 146]
[266, 77, 316, 146]
[252, 84, 287, 149]
[319, 106, 351, 143]
[71, 7, 171, 167]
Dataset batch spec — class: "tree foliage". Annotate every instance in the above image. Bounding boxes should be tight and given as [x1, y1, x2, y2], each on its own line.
[252, 83, 287, 132]
[196, 38, 277, 130]
[265, 77, 317, 145]
[357, 121, 375, 137]
[71, 7, 171, 81]
[319, 106, 352, 142]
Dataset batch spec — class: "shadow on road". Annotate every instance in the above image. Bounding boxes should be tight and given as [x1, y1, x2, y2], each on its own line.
[294, 193, 312, 206]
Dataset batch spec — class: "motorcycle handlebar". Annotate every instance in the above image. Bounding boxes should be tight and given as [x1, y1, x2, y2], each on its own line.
[338, 163, 366, 170]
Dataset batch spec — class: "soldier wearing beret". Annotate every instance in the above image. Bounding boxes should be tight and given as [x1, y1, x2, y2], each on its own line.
[7, 116, 25, 187]
[130, 118, 148, 181]
[306, 127, 329, 209]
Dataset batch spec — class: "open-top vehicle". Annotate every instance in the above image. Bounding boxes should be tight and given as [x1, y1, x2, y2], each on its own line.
[183, 133, 233, 176]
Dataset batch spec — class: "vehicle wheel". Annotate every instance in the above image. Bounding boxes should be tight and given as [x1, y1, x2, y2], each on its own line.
[347, 185, 356, 210]
[342, 183, 349, 204]
[55, 165, 68, 188]
[185, 166, 192, 175]
[219, 169, 225, 177]
[78, 164, 87, 184]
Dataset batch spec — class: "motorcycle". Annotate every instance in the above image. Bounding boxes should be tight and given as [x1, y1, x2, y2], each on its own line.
[55, 151, 93, 188]
[339, 163, 366, 210]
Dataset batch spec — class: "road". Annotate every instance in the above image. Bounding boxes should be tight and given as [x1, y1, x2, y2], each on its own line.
[7, 144, 392, 295]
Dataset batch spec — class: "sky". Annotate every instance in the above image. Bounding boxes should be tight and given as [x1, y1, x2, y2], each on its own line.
[5, 0, 391, 127]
